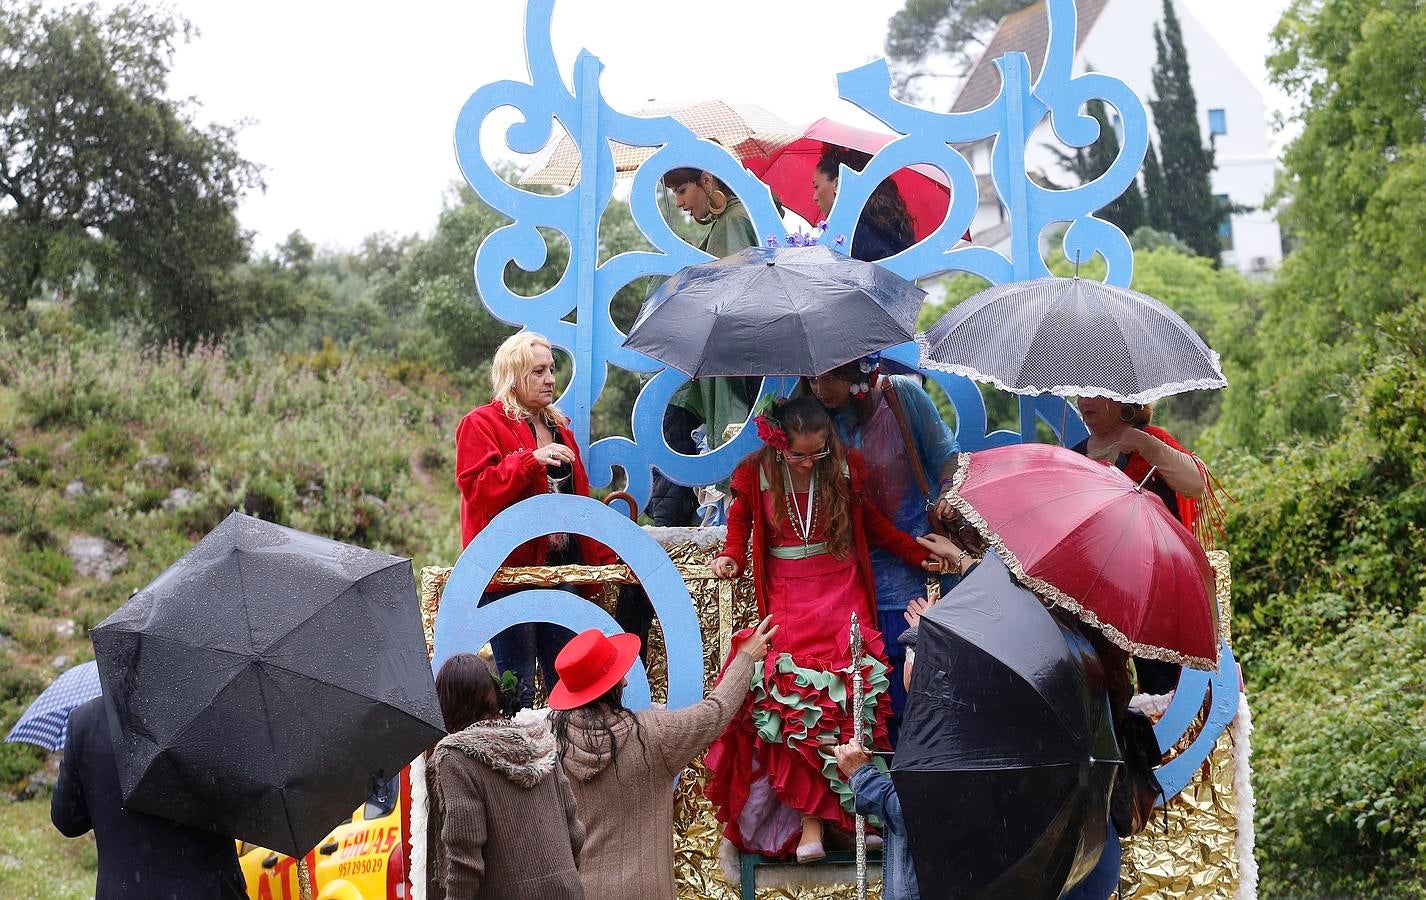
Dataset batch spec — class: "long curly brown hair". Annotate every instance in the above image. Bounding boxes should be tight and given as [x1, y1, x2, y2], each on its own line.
[816, 147, 915, 249]
[748, 396, 853, 559]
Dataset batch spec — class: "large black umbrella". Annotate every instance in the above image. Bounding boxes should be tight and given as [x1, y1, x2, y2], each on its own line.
[624, 243, 925, 377]
[91, 512, 446, 857]
[892, 552, 1120, 899]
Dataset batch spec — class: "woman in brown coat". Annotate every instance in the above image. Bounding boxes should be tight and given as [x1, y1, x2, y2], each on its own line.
[431, 654, 585, 900]
[550, 618, 778, 900]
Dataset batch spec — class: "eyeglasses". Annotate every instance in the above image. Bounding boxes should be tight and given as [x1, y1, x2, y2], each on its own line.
[784, 449, 830, 462]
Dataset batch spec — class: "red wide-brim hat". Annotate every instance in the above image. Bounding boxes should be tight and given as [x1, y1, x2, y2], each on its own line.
[547, 629, 643, 711]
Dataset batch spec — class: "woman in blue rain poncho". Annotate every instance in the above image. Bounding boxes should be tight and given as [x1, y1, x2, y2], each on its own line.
[805, 359, 959, 735]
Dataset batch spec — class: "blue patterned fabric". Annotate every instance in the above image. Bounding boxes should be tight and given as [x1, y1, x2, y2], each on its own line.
[5, 660, 101, 751]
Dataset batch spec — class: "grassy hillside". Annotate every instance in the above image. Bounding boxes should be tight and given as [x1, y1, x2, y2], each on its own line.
[0, 314, 465, 788]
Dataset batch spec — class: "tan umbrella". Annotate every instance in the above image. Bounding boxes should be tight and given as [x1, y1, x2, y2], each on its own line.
[518, 100, 799, 187]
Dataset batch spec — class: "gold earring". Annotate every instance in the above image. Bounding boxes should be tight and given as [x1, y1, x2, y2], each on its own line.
[707, 188, 728, 217]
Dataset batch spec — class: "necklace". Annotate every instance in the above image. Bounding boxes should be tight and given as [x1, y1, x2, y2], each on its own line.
[782, 462, 818, 546]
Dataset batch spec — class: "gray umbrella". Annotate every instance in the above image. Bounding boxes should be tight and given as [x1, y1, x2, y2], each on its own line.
[91, 512, 445, 857]
[917, 276, 1226, 404]
[624, 244, 926, 377]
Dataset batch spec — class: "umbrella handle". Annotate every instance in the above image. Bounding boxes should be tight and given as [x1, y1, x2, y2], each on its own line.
[298, 857, 314, 900]
[603, 490, 640, 521]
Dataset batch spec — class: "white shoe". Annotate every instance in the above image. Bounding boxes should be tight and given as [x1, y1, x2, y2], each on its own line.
[796, 841, 826, 864]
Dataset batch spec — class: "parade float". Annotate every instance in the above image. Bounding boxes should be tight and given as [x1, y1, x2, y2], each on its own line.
[414, 0, 1257, 895]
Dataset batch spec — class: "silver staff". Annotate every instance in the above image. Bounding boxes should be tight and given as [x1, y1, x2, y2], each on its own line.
[850, 611, 868, 900]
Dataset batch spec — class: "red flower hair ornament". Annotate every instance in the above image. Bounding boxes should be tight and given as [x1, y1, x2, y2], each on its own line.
[752, 395, 789, 451]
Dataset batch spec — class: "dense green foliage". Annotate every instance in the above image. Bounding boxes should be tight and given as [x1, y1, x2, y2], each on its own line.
[1210, 0, 1426, 453]
[0, 2, 261, 342]
[0, 314, 466, 785]
[1221, 299, 1426, 896]
[1147, 0, 1223, 262]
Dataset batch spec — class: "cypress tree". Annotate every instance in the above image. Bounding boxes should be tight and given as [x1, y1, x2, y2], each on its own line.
[1089, 101, 1146, 234]
[1143, 140, 1171, 232]
[1148, 0, 1224, 261]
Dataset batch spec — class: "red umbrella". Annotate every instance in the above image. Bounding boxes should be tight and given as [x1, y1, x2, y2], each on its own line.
[745, 118, 967, 243]
[941, 444, 1219, 670]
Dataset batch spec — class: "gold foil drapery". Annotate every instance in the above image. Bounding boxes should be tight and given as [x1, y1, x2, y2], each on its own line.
[418, 541, 1249, 899]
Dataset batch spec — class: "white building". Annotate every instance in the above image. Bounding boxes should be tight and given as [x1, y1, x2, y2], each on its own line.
[953, 0, 1282, 274]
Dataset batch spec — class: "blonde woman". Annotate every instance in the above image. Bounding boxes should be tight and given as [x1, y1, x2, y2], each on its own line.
[455, 331, 615, 708]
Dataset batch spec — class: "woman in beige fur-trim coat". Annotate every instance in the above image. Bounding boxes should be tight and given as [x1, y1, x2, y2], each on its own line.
[431, 656, 584, 900]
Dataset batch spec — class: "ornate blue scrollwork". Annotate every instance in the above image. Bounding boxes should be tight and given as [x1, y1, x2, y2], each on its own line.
[454, 0, 1149, 512]
[446, 0, 1232, 801]
[433, 494, 705, 712]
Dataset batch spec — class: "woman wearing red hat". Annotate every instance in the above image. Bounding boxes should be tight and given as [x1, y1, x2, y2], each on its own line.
[549, 617, 778, 900]
[704, 396, 945, 863]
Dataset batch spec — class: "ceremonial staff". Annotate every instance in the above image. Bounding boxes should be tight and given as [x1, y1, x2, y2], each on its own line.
[850, 612, 868, 900]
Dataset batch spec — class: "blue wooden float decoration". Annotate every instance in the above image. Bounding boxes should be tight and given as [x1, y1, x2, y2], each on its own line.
[439, 0, 1230, 806]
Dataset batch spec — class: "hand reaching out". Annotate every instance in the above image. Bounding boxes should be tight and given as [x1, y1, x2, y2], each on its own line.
[903, 595, 936, 629]
[736, 616, 779, 663]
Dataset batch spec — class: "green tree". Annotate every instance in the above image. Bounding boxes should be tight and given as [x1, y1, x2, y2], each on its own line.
[1045, 99, 1146, 234]
[1141, 141, 1171, 232]
[1207, 0, 1426, 453]
[884, 0, 1035, 96]
[1147, 0, 1223, 261]
[0, 1, 260, 339]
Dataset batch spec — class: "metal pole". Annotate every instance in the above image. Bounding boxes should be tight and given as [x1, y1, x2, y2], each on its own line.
[850, 612, 868, 900]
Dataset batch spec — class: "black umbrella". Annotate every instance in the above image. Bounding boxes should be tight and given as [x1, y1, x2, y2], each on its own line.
[624, 243, 925, 377]
[892, 552, 1120, 899]
[91, 512, 446, 857]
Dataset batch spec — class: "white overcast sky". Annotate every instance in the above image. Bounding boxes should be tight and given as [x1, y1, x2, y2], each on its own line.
[158, 0, 1292, 251]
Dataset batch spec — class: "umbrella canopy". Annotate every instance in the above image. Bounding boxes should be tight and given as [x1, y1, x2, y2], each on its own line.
[518, 100, 799, 187]
[942, 444, 1219, 669]
[624, 243, 925, 377]
[893, 552, 1120, 899]
[4, 661, 100, 752]
[917, 276, 1226, 404]
[91, 512, 445, 857]
[744, 117, 960, 243]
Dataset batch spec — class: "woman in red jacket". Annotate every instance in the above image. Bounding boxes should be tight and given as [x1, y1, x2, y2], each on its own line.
[455, 331, 614, 710]
[704, 396, 944, 863]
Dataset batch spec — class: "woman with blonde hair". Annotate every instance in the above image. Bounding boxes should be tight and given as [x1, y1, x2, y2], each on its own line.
[454, 331, 616, 709]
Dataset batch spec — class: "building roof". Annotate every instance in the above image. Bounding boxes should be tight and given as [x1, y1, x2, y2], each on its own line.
[950, 0, 1111, 114]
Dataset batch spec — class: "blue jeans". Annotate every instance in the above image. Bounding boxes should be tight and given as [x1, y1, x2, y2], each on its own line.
[1061, 821, 1121, 899]
[477, 589, 577, 709]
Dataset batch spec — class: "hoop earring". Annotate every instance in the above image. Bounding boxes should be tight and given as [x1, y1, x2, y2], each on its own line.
[707, 188, 729, 217]
[1119, 405, 1137, 424]
[775, 451, 784, 462]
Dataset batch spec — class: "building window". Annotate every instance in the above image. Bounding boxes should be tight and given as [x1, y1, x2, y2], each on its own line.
[1216, 194, 1234, 251]
[1208, 108, 1227, 136]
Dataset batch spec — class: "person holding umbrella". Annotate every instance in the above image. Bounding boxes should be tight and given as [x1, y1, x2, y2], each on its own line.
[805, 358, 959, 736]
[550, 617, 778, 899]
[1072, 396, 1207, 694]
[813, 147, 915, 261]
[430, 654, 585, 900]
[648, 167, 763, 527]
[52, 696, 248, 900]
[704, 396, 944, 863]
[456, 331, 620, 709]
